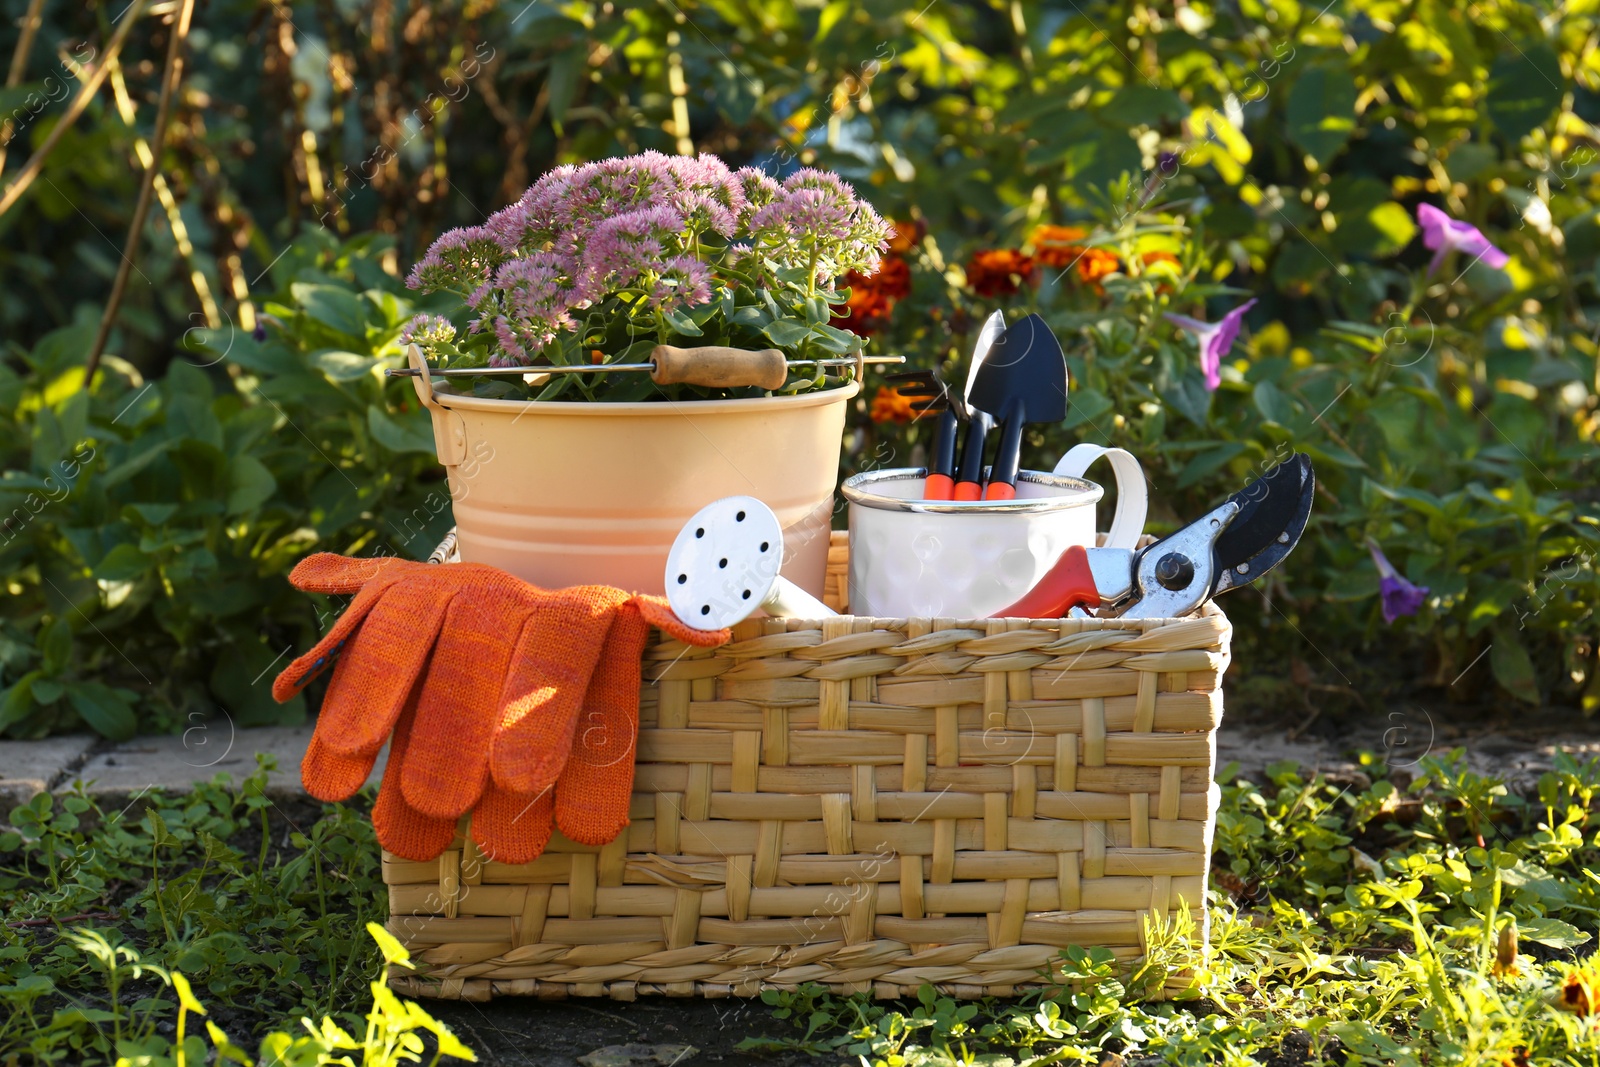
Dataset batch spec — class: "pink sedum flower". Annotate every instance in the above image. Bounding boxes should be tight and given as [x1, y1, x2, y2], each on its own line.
[407, 226, 509, 293]
[672, 189, 739, 238]
[755, 188, 855, 240]
[782, 167, 855, 204]
[1165, 298, 1258, 391]
[1416, 203, 1509, 276]
[399, 314, 456, 347]
[733, 167, 783, 223]
[650, 255, 714, 311]
[497, 253, 577, 324]
[403, 152, 890, 368]
[575, 206, 685, 301]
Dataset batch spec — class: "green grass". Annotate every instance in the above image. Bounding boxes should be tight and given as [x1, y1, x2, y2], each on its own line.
[3, 751, 1599, 1065]
[0, 757, 474, 1065]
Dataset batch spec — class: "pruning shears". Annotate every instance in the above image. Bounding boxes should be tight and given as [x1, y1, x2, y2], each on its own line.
[992, 454, 1315, 619]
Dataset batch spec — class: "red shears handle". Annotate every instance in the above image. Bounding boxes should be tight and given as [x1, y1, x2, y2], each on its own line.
[990, 545, 1103, 618]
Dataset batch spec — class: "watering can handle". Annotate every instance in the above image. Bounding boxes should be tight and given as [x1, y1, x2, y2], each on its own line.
[405, 343, 469, 467]
[1052, 444, 1147, 552]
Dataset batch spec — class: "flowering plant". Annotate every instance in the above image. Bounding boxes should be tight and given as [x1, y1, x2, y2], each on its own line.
[401, 152, 891, 401]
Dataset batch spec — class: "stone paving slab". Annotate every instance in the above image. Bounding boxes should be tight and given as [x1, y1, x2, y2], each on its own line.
[0, 734, 99, 811]
[73, 724, 385, 798]
[8, 712, 1594, 813]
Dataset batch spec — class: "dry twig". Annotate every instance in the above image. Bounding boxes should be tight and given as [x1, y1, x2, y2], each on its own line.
[0, 0, 147, 218]
[84, 0, 197, 382]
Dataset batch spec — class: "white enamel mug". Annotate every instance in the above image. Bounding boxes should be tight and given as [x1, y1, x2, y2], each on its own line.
[844, 468, 1106, 619]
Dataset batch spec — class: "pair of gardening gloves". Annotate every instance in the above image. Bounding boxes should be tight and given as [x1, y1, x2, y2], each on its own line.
[272, 554, 729, 864]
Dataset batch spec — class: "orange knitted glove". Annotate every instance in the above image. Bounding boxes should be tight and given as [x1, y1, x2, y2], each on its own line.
[372, 690, 460, 862]
[483, 584, 634, 798]
[276, 554, 460, 801]
[283, 556, 618, 819]
[277, 554, 729, 863]
[470, 595, 726, 863]
[552, 600, 651, 847]
[395, 568, 576, 820]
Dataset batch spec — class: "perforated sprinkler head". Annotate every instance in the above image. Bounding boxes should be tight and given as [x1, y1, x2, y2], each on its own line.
[665, 496, 836, 629]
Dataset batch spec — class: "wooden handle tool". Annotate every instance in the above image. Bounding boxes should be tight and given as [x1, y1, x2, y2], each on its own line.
[649, 345, 789, 390]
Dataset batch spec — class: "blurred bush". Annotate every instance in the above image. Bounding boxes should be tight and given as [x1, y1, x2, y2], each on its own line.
[0, 233, 451, 736]
[1, 0, 1597, 732]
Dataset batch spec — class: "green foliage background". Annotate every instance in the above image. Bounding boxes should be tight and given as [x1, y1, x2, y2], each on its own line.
[2, 0, 1599, 735]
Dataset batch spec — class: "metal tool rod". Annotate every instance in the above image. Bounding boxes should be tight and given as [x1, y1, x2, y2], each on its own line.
[386, 355, 905, 379]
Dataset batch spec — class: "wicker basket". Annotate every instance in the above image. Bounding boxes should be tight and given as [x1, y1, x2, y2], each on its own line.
[384, 532, 1228, 1001]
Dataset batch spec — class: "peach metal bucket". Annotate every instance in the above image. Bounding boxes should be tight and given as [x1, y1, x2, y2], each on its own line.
[406, 345, 857, 597]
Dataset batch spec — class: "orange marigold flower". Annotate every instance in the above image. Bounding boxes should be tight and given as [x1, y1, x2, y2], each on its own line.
[1559, 966, 1598, 1017]
[831, 271, 894, 336]
[887, 219, 925, 254]
[872, 255, 912, 301]
[966, 249, 1035, 298]
[870, 385, 915, 423]
[1141, 250, 1181, 270]
[1076, 247, 1121, 292]
[1030, 225, 1088, 269]
[1033, 224, 1088, 244]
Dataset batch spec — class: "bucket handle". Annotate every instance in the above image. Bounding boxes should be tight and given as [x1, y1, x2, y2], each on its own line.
[406, 343, 441, 411]
[405, 343, 468, 467]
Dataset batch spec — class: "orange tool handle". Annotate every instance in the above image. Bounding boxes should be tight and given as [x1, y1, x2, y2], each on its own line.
[990, 545, 1102, 618]
[952, 481, 983, 501]
[923, 472, 956, 500]
[982, 481, 1016, 501]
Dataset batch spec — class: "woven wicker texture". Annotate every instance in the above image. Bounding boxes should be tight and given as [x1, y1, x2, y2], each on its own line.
[386, 532, 1226, 1001]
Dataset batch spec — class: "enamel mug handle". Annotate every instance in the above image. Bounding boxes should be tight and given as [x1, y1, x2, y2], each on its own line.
[1052, 444, 1147, 551]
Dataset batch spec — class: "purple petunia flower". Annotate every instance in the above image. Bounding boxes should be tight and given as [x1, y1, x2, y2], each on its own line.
[1416, 203, 1509, 277]
[1366, 538, 1429, 623]
[1164, 298, 1258, 391]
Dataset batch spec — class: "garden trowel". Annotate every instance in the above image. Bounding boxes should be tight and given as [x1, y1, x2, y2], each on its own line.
[962, 313, 1068, 501]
